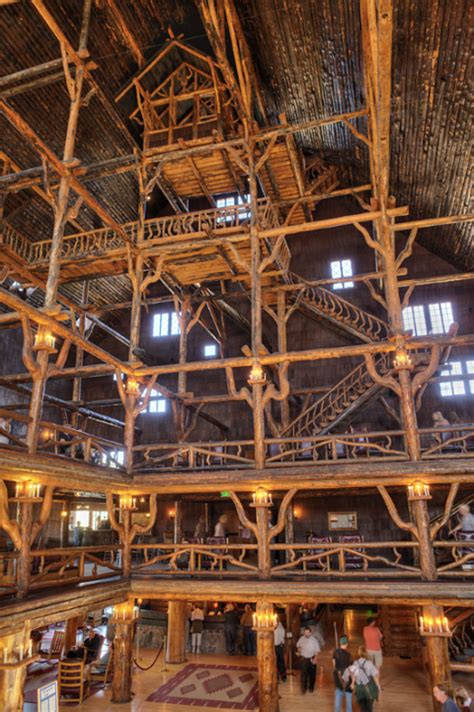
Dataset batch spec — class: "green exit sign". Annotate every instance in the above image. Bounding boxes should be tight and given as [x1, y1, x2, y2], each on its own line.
[220, 490, 231, 498]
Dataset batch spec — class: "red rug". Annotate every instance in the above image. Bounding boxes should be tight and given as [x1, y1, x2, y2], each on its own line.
[147, 663, 258, 709]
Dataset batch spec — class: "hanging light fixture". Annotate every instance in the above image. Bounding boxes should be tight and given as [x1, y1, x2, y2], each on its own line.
[125, 377, 142, 397]
[251, 487, 273, 507]
[407, 481, 431, 501]
[33, 326, 57, 354]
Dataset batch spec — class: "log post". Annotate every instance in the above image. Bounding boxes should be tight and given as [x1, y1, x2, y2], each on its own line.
[0, 622, 32, 712]
[255, 601, 279, 712]
[112, 617, 135, 703]
[277, 291, 290, 429]
[286, 603, 300, 670]
[16, 502, 33, 599]
[251, 379, 266, 469]
[64, 615, 80, 653]
[173, 498, 182, 545]
[284, 504, 294, 563]
[411, 498, 437, 581]
[166, 600, 188, 664]
[422, 604, 452, 712]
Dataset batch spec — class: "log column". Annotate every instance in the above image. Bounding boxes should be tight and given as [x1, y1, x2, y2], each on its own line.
[60, 501, 70, 547]
[277, 291, 290, 429]
[166, 601, 188, 664]
[26, 0, 92, 453]
[64, 615, 80, 653]
[422, 605, 452, 712]
[255, 601, 279, 712]
[251, 496, 271, 579]
[112, 615, 135, 703]
[0, 623, 32, 712]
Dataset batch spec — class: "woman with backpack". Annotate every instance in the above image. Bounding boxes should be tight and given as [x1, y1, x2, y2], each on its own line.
[349, 646, 381, 712]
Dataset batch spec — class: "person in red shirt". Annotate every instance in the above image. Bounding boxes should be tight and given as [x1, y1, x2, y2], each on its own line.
[362, 617, 383, 670]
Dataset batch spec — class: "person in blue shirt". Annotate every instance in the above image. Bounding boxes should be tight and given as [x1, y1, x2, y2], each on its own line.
[433, 685, 461, 712]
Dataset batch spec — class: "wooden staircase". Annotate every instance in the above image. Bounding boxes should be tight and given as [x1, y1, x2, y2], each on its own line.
[281, 353, 392, 438]
[379, 605, 422, 658]
[288, 272, 390, 343]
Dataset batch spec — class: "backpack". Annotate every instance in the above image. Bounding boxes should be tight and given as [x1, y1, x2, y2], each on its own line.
[354, 660, 379, 702]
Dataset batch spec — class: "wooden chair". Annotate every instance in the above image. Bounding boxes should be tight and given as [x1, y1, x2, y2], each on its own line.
[90, 647, 114, 687]
[39, 630, 65, 664]
[305, 536, 332, 571]
[58, 659, 89, 704]
[338, 535, 366, 570]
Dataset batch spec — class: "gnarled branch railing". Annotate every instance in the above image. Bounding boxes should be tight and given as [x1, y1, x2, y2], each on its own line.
[269, 541, 422, 577]
[29, 545, 122, 590]
[130, 543, 259, 576]
[133, 440, 255, 471]
[0, 407, 125, 469]
[29, 198, 280, 264]
[287, 271, 389, 342]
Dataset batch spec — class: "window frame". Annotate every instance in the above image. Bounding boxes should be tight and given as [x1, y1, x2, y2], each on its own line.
[330, 259, 354, 290]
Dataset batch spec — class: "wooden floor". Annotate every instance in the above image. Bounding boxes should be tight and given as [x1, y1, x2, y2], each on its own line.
[24, 608, 470, 711]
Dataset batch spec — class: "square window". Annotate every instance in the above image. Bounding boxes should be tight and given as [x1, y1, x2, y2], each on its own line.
[429, 302, 453, 334]
[402, 305, 427, 336]
[152, 312, 180, 337]
[440, 361, 467, 397]
[216, 194, 250, 223]
[204, 343, 217, 358]
[330, 259, 353, 290]
[102, 449, 124, 469]
[149, 393, 167, 414]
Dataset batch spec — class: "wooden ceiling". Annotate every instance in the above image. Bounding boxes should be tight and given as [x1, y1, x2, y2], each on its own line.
[0, 0, 472, 305]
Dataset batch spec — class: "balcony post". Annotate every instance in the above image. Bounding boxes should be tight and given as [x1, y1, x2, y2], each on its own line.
[421, 604, 452, 712]
[0, 622, 33, 712]
[166, 601, 188, 664]
[255, 600, 279, 712]
[112, 611, 135, 703]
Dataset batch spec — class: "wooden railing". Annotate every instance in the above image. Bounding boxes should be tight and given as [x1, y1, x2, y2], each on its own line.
[0, 536, 471, 598]
[287, 271, 390, 342]
[0, 220, 34, 262]
[131, 425, 474, 471]
[28, 198, 281, 264]
[0, 408, 125, 469]
[131, 543, 259, 577]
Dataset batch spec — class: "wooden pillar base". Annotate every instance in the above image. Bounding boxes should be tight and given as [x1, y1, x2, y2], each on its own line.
[166, 600, 188, 664]
[422, 605, 452, 712]
[256, 602, 279, 712]
[0, 623, 31, 712]
[111, 619, 135, 704]
[64, 615, 80, 653]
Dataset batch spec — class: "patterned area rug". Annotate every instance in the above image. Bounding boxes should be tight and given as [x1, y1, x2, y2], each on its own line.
[147, 663, 258, 709]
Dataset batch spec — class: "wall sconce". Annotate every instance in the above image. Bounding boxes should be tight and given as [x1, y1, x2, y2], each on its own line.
[112, 601, 139, 623]
[119, 494, 137, 511]
[41, 428, 54, 442]
[12, 481, 42, 502]
[252, 610, 278, 630]
[168, 507, 176, 518]
[293, 506, 301, 520]
[251, 487, 273, 507]
[125, 377, 142, 397]
[248, 362, 266, 385]
[419, 614, 451, 637]
[407, 481, 431, 501]
[33, 326, 57, 354]
[60, 509, 69, 518]
[1, 641, 33, 665]
[393, 347, 413, 371]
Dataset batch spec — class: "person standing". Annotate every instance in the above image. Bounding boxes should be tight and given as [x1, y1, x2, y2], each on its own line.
[214, 514, 228, 538]
[241, 604, 256, 656]
[333, 635, 353, 712]
[191, 604, 204, 654]
[223, 603, 239, 655]
[296, 627, 320, 694]
[193, 515, 206, 540]
[433, 685, 460, 711]
[450, 504, 474, 534]
[274, 619, 287, 682]
[363, 617, 383, 669]
[349, 647, 380, 712]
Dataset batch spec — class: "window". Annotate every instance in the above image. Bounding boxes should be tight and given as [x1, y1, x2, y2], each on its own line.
[429, 302, 454, 334]
[330, 259, 353, 290]
[440, 360, 474, 397]
[403, 302, 454, 336]
[102, 449, 124, 468]
[204, 343, 217, 358]
[148, 389, 167, 414]
[403, 305, 428, 336]
[152, 312, 180, 337]
[216, 193, 250, 222]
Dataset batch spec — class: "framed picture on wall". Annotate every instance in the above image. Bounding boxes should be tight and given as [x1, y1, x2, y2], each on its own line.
[328, 512, 358, 531]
